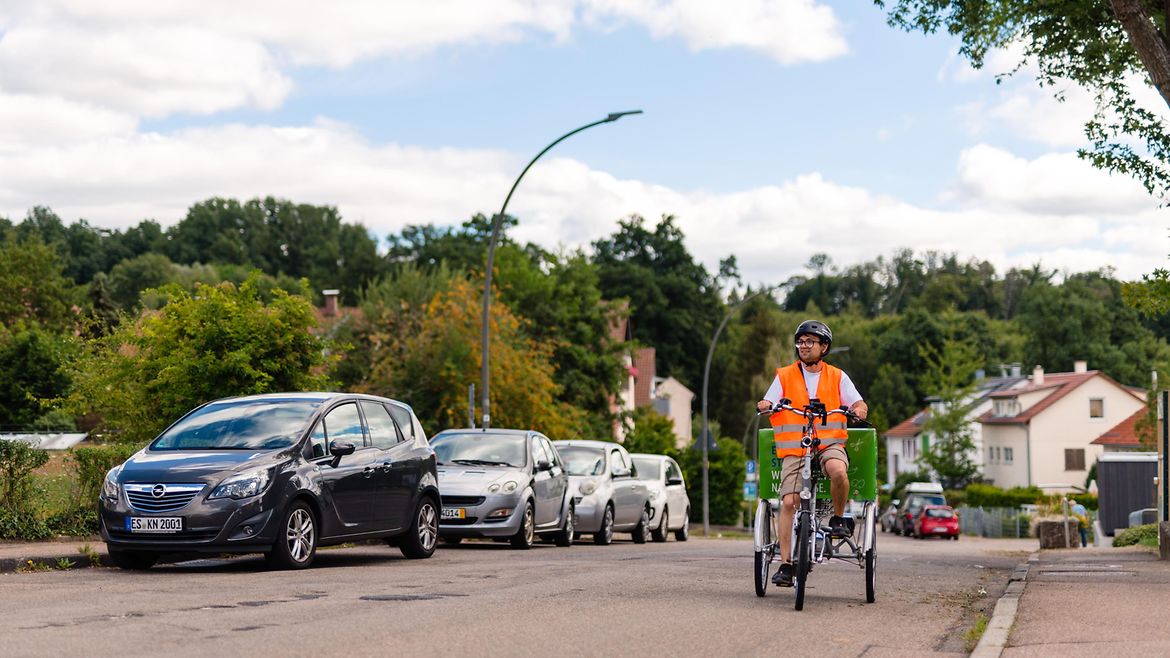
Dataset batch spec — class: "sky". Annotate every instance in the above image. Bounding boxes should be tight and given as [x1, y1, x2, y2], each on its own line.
[1, 0, 1168, 286]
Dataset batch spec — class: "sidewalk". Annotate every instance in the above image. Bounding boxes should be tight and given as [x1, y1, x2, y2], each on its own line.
[1000, 545, 1170, 656]
[0, 537, 111, 572]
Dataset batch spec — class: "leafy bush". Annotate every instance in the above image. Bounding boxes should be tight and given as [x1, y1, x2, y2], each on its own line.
[678, 437, 747, 526]
[69, 444, 141, 510]
[46, 508, 99, 537]
[1113, 523, 1159, 547]
[0, 439, 49, 514]
[0, 508, 51, 540]
[965, 483, 1045, 508]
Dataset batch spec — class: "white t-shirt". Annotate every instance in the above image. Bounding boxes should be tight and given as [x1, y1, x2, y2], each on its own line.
[762, 365, 862, 407]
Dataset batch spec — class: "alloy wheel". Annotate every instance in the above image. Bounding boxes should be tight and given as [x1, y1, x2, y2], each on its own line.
[418, 501, 438, 552]
[287, 507, 315, 563]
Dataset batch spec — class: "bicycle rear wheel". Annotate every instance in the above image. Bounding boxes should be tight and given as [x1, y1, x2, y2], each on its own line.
[794, 501, 812, 611]
[865, 503, 877, 603]
[753, 500, 773, 597]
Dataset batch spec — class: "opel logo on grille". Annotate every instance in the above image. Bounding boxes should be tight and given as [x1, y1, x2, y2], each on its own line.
[151, 484, 167, 498]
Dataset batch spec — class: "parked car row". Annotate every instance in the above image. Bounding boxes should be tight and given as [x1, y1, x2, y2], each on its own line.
[879, 482, 958, 539]
[98, 392, 690, 570]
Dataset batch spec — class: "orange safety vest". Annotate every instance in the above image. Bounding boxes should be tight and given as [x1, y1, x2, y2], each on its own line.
[769, 362, 848, 458]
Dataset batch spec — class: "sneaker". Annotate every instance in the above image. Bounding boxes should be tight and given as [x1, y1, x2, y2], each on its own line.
[772, 562, 794, 587]
[828, 515, 852, 537]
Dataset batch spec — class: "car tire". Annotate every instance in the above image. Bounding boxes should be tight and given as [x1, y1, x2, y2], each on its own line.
[510, 501, 535, 550]
[554, 505, 575, 547]
[651, 506, 669, 543]
[400, 495, 439, 559]
[953, 534, 959, 541]
[632, 506, 650, 544]
[109, 549, 157, 571]
[593, 504, 615, 546]
[674, 510, 690, 542]
[266, 500, 317, 570]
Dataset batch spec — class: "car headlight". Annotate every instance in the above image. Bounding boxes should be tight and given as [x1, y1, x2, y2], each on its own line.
[102, 465, 123, 499]
[579, 479, 597, 496]
[487, 483, 501, 493]
[502, 480, 518, 493]
[209, 468, 273, 501]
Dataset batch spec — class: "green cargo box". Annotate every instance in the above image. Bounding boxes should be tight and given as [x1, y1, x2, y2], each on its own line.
[757, 427, 877, 502]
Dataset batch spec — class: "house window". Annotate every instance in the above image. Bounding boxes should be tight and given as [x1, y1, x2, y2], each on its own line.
[987, 447, 994, 464]
[1089, 398, 1104, 418]
[993, 398, 1020, 417]
[903, 438, 915, 460]
[1004, 447, 1013, 463]
[1065, 448, 1086, 471]
[994, 446, 1001, 462]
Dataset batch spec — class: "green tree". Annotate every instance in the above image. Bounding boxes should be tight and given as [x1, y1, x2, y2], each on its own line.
[363, 277, 585, 438]
[592, 214, 723, 392]
[877, 0, 1170, 198]
[622, 406, 678, 455]
[0, 324, 77, 429]
[69, 276, 332, 444]
[0, 235, 76, 332]
[917, 338, 982, 489]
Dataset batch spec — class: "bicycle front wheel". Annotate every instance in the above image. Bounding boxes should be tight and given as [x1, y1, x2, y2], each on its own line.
[794, 502, 812, 611]
[865, 503, 877, 603]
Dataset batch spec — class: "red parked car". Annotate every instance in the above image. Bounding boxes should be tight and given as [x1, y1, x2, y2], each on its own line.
[912, 505, 960, 540]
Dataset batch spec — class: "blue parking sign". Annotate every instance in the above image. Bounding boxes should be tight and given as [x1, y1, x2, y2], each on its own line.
[745, 459, 756, 475]
[742, 481, 757, 501]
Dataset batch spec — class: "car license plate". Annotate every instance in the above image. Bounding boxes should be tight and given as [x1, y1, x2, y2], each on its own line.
[441, 508, 466, 520]
[126, 517, 183, 533]
[932, 527, 947, 533]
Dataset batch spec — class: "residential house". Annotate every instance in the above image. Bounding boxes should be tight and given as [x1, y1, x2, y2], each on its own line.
[882, 366, 1026, 484]
[1090, 407, 1150, 453]
[606, 307, 695, 448]
[980, 363, 1145, 492]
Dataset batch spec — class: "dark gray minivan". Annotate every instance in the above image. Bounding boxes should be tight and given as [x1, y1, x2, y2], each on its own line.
[100, 392, 439, 570]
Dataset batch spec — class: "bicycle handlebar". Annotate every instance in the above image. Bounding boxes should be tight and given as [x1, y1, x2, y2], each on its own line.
[756, 399, 871, 427]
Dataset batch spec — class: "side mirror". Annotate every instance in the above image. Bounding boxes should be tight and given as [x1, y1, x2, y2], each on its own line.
[612, 467, 631, 478]
[667, 477, 683, 486]
[329, 441, 356, 468]
[535, 459, 552, 472]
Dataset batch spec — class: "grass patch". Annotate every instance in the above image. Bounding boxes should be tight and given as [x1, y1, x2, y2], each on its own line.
[964, 613, 990, 652]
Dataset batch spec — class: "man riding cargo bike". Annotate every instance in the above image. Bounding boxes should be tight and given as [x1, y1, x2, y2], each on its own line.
[753, 320, 877, 610]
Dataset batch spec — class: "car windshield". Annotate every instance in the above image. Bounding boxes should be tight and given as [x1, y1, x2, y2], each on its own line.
[558, 446, 606, 476]
[431, 432, 525, 467]
[925, 508, 954, 519]
[918, 495, 946, 507]
[631, 458, 661, 480]
[152, 399, 321, 450]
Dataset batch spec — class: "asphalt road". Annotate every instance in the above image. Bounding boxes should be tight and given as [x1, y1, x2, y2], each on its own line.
[1, 533, 1033, 657]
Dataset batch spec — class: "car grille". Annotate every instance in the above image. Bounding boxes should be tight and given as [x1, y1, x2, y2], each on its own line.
[124, 483, 205, 513]
[442, 495, 486, 506]
[440, 517, 480, 525]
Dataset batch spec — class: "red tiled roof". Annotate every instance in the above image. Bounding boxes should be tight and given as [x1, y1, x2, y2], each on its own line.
[1091, 408, 1145, 446]
[633, 347, 656, 407]
[979, 371, 1143, 425]
[886, 408, 928, 438]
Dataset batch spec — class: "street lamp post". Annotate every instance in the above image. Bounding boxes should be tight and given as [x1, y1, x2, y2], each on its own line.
[479, 111, 642, 429]
[700, 286, 778, 536]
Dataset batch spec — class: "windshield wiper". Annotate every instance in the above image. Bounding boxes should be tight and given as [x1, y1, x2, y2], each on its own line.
[451, 458, 514, 467]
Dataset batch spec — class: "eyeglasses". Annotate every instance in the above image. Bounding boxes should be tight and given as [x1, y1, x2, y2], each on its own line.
[795, 339, 823, 348]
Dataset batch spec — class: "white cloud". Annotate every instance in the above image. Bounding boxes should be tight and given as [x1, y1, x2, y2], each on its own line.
[582, 0, 848, 65]
[1, 121, 1163, 284]
[0, 0, 847, 120]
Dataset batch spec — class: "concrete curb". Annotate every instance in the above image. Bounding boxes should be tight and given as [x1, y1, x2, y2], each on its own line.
[970, 550, 1037, 658]
[0, 551, 111, 573]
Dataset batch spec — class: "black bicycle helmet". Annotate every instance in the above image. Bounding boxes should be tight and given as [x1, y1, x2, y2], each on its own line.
[794, 319, 832, 347]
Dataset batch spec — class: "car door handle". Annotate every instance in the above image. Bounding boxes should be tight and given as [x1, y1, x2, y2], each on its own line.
[363, 466, 375, 478]
[381, 461, 392, 472]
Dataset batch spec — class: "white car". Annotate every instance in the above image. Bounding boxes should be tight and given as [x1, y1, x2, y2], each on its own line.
[554, 440, 653, 545]
[629, 453, 690, 542]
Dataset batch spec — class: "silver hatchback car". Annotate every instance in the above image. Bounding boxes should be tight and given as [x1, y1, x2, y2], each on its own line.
[431, 429, 574, 549]
[630, 453, 691, 542]
[553, 440, 653, 545]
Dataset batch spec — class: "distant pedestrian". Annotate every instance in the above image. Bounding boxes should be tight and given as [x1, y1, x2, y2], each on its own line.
[1069, 499, 1089, 547]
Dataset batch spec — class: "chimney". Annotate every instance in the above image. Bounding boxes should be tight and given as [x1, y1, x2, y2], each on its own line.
[1010, 363, 1021, 378]
[322, 289, 340, 317]
[1033, 365, 1044, 386]
[1073, 360, 1088, 374]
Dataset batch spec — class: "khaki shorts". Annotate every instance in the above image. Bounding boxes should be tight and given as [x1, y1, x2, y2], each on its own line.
[778, 445, 849, 497]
